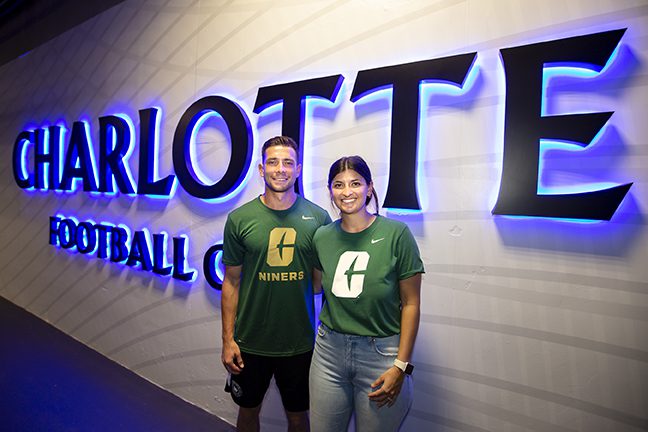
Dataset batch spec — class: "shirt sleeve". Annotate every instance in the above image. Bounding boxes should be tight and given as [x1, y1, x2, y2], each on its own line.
[395, 225, 425, 280]
[311, 227, 324, 271]
[322, 211, 332, 225]
[222, 214, 244, 266]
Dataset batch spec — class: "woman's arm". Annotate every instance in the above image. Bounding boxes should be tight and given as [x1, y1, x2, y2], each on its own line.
[368, 273, 422, 407]
[396, 272, 422, 363]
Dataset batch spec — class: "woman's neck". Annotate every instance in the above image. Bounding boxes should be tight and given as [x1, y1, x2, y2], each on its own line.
[340, 210, 376, 233]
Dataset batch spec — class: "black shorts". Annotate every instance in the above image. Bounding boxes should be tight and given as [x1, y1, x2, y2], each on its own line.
[225, 350, 312, 412]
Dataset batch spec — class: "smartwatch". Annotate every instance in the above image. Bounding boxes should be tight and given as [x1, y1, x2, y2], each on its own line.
[393, 358, 414, 375]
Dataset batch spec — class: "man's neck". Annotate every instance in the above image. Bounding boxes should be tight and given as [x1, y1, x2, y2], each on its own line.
[260, 189, 298, 210]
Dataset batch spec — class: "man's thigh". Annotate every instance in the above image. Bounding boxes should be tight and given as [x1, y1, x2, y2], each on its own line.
[273, 350, 313, 412]
[226, 351, 274, 408]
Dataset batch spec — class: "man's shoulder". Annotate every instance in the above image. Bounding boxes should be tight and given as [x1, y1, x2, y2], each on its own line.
[227, 197, 262, 220]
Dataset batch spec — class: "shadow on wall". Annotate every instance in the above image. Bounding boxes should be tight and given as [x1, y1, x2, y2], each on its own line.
[493, 194, 644, 257]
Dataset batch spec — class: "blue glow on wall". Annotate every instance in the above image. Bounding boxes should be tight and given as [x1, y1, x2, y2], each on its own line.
[17, 27, 641, 290]
[214, 249, 224, 283]
[140, 106, 178, 199]
[60, 120, 99, 194]
[189, 111, 227, 187]
[108, 113, 137, 196]
[536, 39, 628, 206]
[172, 234, 197, 282]
[49, 216, 195, 282]
[301, 84, 346, 197]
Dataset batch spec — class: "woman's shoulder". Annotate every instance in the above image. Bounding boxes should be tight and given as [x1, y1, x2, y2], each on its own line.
[375, 215, 409, 233]
[314, 219, 339, 239]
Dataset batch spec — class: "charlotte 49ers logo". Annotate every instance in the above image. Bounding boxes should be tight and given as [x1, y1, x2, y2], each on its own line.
[266, 228, 297, 267]
[332, 251, 370, 298]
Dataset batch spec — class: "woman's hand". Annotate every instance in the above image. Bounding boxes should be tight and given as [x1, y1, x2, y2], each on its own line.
[368, 366, 405, 408]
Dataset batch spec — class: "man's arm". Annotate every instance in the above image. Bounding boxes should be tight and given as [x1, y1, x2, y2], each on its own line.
[312, 268, 323, 294]
[221, 264, 244, 374]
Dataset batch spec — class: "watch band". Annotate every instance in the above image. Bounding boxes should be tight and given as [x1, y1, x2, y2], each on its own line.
[393, 358, 414, 375]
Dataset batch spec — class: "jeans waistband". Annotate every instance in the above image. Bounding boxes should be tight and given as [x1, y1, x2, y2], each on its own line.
[318, 322, 398, 341]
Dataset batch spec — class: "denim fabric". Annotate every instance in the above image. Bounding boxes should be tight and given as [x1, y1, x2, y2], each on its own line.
[309, 323, 412, 432]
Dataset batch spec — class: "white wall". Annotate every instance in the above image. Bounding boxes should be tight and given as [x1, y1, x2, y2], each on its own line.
[1, 1, 647, 430]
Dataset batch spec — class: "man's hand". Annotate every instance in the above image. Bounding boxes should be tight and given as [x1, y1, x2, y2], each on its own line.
[222, 339, 245, 374]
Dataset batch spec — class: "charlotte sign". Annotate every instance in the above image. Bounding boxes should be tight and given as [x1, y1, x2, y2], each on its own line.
[12, 29, 634, 287]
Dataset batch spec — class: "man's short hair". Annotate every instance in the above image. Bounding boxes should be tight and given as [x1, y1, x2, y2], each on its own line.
[261, 136, 299, 160]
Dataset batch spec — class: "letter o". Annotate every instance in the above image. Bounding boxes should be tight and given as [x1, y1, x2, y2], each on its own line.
[172, 96, 253, 199]
[203, 243, 224, 290]
[76, 222, 97, 254]
[58, 218, 77, 249]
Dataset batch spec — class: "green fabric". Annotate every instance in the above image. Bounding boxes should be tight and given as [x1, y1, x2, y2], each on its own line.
[223, 195, 331, 356]
[313, 216, 424, 337]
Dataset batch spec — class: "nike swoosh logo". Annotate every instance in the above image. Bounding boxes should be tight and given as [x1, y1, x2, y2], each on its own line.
[371, 238, 385, 244]
[302, 215, 315, 220]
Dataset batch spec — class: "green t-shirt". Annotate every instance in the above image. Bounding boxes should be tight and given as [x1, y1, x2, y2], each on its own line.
[222, 195, 331, 356]
[313, 216, 424, 337]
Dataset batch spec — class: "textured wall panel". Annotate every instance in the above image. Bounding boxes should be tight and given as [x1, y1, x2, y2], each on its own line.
[1, 0, 647, 430]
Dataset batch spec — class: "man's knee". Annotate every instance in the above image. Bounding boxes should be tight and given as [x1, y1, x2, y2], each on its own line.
[237, 405, 262, 432]
[285, 410, 309, 432]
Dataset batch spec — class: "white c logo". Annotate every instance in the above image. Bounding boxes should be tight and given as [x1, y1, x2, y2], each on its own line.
[331, 251, 370, 298]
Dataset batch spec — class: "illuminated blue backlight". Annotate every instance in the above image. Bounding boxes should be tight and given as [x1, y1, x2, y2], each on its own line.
[497, 214, 605, 224]
[50, 215, 196, 282]
[19, 134, 33, 190]
[384, 208, 422, 215]
[173, 234, 197, 282]
[66, 120, 98, 195]
[420, 57, 479, 97]
[302, 82, 345, 196]
[48, 125, 68, 196]
[199, 158, 255, 204]
[153, 231, 173, 276]
[255, 99, 284, 116]
[542, 43, 621, 116]
[189, 111, 225, 186]
[18, 32, 632, 225]
[111, 113, 137, 196]
[537, 123, 624, 196]
[179, 95, 254, 203]
[146, 106, 178, 199]
[416, 59, 480, 212]
[214, 250, 224, 283]
[351, 84, 392, 105]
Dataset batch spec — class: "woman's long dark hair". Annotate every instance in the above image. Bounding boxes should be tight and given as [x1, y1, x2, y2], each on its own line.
[327, 156, 380, 215]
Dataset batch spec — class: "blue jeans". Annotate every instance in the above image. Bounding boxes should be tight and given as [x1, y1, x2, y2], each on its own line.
[309, 323, 412, 432]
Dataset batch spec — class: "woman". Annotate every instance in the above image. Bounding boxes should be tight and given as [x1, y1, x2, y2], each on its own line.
[309, 156, 424, 432]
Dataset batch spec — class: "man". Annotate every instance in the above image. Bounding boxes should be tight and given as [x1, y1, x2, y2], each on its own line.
[221, 136, 331, 431]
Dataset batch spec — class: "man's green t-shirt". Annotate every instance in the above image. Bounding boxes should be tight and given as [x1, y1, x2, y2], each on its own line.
[313, 216, 424, 337]
[222, 195, 331, 356]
